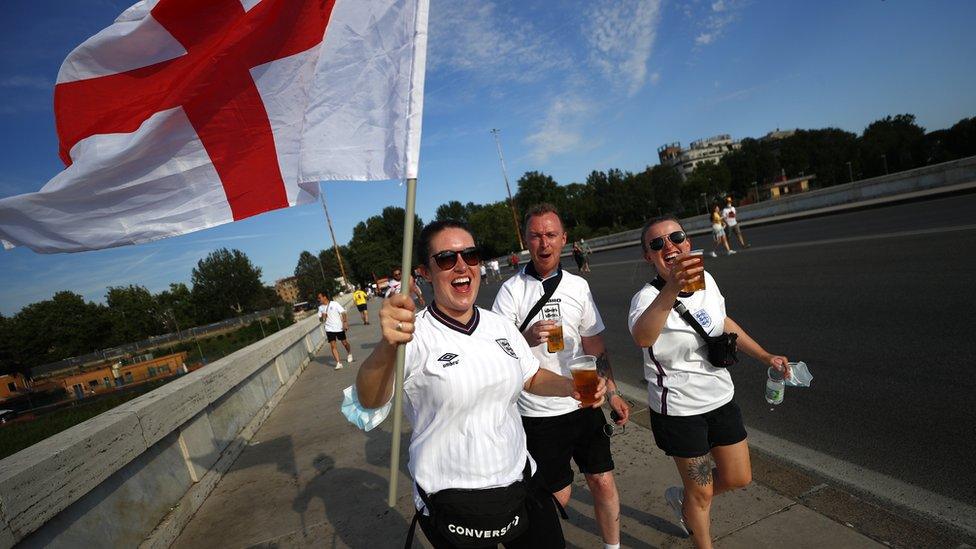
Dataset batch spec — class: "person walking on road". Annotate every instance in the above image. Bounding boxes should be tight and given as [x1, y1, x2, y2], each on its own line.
[385, 267, 426, 306]
[493, 204, 630, 549]
[352, 286, 370, 325]
[509, 251, 521, 271]
[353, 219, 606, 548]
[580, 238, 592, 273]
[318, 292, 354, 370]
[572, 241, 586, 272]
[721, 197, 749, 249]
[628, 214, 791, 549]
[710, 205, 735, 257]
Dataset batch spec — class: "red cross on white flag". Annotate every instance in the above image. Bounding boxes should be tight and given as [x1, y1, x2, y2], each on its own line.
[0, 0, 428, 253]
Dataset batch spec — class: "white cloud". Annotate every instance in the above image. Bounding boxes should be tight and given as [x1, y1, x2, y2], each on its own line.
[584, 0, 664, 96]
[524, 94, 594, 163]
[0, 75, 52, 89]
[692, 0, 746, 48]
[426, 1, 570, 84]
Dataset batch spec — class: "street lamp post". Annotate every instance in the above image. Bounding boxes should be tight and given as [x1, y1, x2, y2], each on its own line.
[752, 181, 759, 203]
[700, 193, 707, 214]
[846, 161, 854, 183]
[490, 128, 525, 250]
[881, 154, 888, 175]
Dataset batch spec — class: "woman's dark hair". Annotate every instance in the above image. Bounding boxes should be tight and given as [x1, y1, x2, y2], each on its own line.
[416, 219, 475, 265]
[640, 214, 682, 252]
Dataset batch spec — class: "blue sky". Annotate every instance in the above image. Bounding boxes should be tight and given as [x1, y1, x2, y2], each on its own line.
[0, 0, 974, 315]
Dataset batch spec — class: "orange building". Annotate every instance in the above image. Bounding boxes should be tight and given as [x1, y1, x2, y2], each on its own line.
[59, 352, 188, 400]
[0, 373, 30, 402]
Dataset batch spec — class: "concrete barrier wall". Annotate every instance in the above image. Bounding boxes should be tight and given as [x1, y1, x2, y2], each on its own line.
[554, 155, 976, 254]
[0, 315, 329, 548]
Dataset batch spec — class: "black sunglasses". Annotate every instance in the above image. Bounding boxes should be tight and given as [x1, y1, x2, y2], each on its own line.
[647, 230, 687, 251]
[431, 246, 481, 270]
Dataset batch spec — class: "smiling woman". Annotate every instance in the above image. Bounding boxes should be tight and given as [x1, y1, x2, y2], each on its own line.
[350, 219, 606, 548]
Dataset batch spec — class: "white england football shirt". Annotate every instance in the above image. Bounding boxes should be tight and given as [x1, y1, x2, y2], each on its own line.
[402, 304, 540, 508]
[628, 272, 734, 416]
[721, 205, 738, 227]
[322, 301, 345, 332]
[492, 265, 605, 417]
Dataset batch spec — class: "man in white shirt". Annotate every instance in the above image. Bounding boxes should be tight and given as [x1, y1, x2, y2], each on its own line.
[318, 292, 353, 370]
[721, 196, 750, 249]
[492, 204, 630, 549]
[384, 267, 425, 306]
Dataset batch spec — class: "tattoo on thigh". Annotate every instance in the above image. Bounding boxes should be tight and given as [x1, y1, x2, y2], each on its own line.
[688, 456, 713, 487]
[595, 352, 611, 377]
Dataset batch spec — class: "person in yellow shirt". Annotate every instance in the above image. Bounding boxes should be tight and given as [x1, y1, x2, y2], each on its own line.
[352, 287, 370, 325]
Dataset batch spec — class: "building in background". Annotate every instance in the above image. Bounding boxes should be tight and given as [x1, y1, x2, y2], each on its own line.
[56, 352, 189, 400]
[274, 276, 300, 304]
[0, 374, 30, 402]
[752, 173, 817, 202]
[657, 134, 742, 180]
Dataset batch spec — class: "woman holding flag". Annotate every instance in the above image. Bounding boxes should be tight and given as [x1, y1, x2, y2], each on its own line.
[353, 219, 605, 548]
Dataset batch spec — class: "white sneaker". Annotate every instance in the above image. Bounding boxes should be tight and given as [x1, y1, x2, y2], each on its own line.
[665, 486, 690, 537]
[347, 354, 355, 363]
[709, 251, 718, 258]
[334, 362, 344, 370]
[728, 249, 737, 255]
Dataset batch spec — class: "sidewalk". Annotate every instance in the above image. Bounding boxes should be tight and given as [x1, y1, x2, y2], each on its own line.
[172, 300, 889, 548]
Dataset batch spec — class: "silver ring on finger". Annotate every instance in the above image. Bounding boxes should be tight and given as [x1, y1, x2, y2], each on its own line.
[396, 321, 403, 331]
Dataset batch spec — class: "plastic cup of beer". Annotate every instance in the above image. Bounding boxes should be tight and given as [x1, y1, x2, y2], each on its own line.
[547, 319, 565, 353]
[569, 355, 599, 406]
[680, 249, 706, 293]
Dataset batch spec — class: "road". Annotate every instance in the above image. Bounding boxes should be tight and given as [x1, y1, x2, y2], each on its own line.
[471, 192, 976, 510]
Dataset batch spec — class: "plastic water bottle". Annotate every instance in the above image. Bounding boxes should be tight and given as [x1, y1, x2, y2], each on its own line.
[765, 367, 785, 405]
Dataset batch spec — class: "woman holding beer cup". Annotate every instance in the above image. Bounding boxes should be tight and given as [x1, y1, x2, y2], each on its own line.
[354, 219, 605, 548]
[628, 215, 790, 549]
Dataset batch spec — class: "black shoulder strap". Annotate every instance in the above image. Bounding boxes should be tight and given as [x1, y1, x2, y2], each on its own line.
[518, 269, 562, 333]
[405, 484, 433, 549]
[673, 300, 712, 341]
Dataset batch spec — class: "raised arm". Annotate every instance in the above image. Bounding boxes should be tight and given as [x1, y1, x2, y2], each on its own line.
[355, 294, 415, 408]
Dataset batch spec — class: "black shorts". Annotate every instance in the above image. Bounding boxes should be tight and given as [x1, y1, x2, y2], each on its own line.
[649, 399, 747, 458]
[417, 475, 565, 549]
[521, 407, 614, 493]
[356, 303, 367, 312]
[326, 331, 346, 342]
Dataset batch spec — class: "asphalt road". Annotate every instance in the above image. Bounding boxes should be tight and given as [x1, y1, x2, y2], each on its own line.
[472, 192, 976, 509]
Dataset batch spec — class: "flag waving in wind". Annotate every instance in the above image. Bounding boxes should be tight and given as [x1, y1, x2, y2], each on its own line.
[0, 0, 428, 253]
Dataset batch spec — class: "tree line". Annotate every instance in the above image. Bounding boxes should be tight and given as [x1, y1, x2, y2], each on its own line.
[0, 248, 282, 376]
[293, 112, 974, 288]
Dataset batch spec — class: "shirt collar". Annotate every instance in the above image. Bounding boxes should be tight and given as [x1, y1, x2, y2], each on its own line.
[428, 302, 480, 335]
[524, 261, 561, 282]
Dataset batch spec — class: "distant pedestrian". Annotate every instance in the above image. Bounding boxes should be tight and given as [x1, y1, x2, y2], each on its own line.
[479, 260, 488, 283]
[572, 241, 586, 272]
[384, 267, 425, 306]
[721, 197, 749, 249]
[318, 292, 354, 370]
[710, 205, 735, 257]
[489, 258, 502, 282]
[353, 286, 370, 325]
[509, 251, 521, 271]
[580, 238, 592, 273]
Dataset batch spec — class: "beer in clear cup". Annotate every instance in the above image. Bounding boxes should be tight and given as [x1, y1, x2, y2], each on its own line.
[542, 304, 564, 353]
[569, 355, 599, 406]
[680, 249, 705, 293]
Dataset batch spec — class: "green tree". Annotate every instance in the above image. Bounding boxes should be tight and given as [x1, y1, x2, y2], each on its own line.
[683, 162, 731, 214]
[105, 285, 164, 344]
[155, 283, 196, 331]
[435, 201, 483, 223]
[190, 248, 265, 323]
[649, 164, 683, 215]
[468, 201, 521, 258]
[514, 171, 564, 217]
[346, 207, 423, 284]
[8, 292, 112, 368]
[859, 114, 926, 177]
[294, 250, 337, 302]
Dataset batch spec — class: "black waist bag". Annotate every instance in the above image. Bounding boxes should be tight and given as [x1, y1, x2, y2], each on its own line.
[674, 301, 739, 368]
[408, 461, 532, 548]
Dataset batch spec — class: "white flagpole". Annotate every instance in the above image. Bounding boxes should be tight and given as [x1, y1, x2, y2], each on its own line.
[388, 0, 429, 507]
[388, 177, 417, 506]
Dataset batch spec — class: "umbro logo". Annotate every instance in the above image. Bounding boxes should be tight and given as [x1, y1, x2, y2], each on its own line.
[438, 353, 460, 367]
